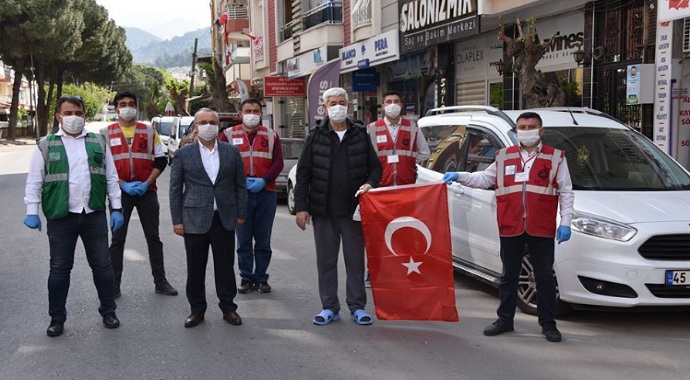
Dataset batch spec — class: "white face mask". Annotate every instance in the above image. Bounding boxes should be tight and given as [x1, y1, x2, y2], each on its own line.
[327, 105, 348, 123]
[61, 115, 85, 135]
[118, 107, 137, 121]
[384, 103, 402, 119]
[197, 124, 219, 141]
[242, 114, 260, 128]
[517, 128, 541, 146]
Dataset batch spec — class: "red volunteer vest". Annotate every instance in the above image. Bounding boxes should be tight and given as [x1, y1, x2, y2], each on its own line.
[225, 125, 277, 191]
[103, 122, 157, 190]
[494, 145, 564, 237]
[367, 118, 418, 186]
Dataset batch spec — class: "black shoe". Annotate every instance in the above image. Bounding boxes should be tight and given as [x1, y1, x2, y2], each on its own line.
[46, 320, 64, 337]
[483, 319, 514, 336]
[102, 312, 120, 329]
[222, 310, 242, 325]
[542, 322, 562, 342]
[257, 282, 272, 293]
[238, 279, 253, 293]
[155, 280, 178, 296]
[184, 313, 205, 328]
[114, 286, 121, 299]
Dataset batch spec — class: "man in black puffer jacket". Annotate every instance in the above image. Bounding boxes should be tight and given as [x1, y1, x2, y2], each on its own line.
[295, 87, 382, 326]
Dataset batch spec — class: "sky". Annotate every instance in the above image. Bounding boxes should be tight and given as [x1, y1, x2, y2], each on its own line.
[95, 0, 212, 40]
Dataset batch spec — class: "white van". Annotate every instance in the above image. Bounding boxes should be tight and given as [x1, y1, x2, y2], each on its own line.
[166, 116, 194, 165]
[416, 106, 690, 314]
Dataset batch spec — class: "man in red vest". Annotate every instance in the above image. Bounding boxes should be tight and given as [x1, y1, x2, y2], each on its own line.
[443, 112, 574, 343]
[220, 98, 283, 293]
[364, 90, 430, 285]
[102, 91, 178, 298]
[368, 90, 430, 187]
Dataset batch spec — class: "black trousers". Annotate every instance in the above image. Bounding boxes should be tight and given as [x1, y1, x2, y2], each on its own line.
[109, 190, 166, 286]
[497, 232, 557, 326]
[184, 213, 238, 314]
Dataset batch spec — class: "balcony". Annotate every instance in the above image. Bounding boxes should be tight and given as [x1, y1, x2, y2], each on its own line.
[223, 5, 249, 33]
[303, 2, 343, 31]
[280, 19, 297, 43]
[231, 47, 251, 64]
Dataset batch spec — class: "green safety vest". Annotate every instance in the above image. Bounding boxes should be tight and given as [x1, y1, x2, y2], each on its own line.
[38, 133, 108, 220]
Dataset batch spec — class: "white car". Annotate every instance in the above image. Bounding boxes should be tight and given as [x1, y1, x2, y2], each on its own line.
[416, 106, 690, 314]
[166, 116, 194, 165]
[287, 163, 297, 215]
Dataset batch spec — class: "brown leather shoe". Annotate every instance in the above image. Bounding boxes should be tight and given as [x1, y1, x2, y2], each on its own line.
[222, 310, 242, 325]
[184, 313, 205, 328]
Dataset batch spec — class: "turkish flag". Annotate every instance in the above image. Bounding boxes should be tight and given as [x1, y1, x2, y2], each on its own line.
[359, 183, 459, 322]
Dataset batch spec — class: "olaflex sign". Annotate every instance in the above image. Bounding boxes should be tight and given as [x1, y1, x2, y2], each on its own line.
[340, 31, 400, 73]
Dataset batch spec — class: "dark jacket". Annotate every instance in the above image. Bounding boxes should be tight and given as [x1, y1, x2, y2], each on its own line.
[169, 141, 247, 234]
[294, 117, 381, 216]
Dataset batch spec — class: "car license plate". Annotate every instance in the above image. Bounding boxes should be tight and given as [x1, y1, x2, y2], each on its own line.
[665, 270, 690, 286]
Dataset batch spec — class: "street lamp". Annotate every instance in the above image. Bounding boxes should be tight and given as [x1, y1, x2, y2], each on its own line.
[495, 59, 512, 76]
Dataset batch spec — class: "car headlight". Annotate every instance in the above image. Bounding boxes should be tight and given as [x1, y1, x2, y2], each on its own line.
[570, 211, 637, 242]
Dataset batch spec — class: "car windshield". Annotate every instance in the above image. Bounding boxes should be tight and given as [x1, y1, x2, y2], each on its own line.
[282, 140, 305, 159]
[543, 127, 690, 191]
[179, 121, 192, 137]
[158, 121, 173, 136]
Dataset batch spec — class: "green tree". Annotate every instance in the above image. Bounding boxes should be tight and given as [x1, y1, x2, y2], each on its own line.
[164, 75, 190, 116]
[0, 0, 131, 138]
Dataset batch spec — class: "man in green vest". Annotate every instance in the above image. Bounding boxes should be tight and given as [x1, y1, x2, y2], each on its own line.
[23, 96, 125, 338]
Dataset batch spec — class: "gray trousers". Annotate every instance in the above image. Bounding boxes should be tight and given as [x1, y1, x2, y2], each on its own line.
[312, 215, 367, 314]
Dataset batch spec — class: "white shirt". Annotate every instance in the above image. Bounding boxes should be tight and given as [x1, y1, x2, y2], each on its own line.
[24, 129, 122, 215]
[198, 140, 220, 211]
[456, 142, 575, 226]
[383, 117, 431, 162]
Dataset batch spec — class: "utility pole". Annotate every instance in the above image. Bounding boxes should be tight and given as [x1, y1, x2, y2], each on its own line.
[187, 38, 198, 115]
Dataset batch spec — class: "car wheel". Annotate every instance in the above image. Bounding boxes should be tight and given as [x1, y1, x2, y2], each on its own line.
[287, 182, 296, 215]
[516, 255, 571, 316]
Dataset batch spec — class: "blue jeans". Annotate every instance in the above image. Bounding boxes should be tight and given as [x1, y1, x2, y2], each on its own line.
[236, 190, 277, 283]
[46, 211, 116, 322]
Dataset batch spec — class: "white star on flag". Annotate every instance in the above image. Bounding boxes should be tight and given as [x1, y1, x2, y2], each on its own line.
[401, 257, 423, 275]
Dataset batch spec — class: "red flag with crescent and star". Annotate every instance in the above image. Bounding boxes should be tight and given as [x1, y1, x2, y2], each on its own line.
[359, 182, 458, 321]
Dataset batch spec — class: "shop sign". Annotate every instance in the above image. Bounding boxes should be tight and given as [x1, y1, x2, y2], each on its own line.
[264, 76, 306, 97]
[340, 31, 399, 73]
[533, 12, 584, 71]
[399, 0, 479, 54]
[455, 32, 503, 81]
[352, 68, 380, 92]
[654, 21, 673, 153]
[658, 0, 690, 22]
[287, 47, 327, 78]
[389, 50, 434, 81]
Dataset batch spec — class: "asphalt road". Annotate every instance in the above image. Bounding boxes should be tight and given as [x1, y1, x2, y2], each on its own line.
[1, 142, 690, 380]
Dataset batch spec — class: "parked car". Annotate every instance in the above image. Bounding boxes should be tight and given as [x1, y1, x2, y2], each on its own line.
[287, 164, 297, 215]
[416, 105, 690, 314]
[166, 116, 194, 165]
[277, 138, 305, 199]
[151, 116, 180, 155]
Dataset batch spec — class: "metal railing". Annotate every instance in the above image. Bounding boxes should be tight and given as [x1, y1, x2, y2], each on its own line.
[303, 2, 342, 31]
[280, 19, 298, 42]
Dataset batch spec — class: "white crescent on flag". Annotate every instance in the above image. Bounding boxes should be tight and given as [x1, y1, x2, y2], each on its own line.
[384, 216, 432, 256]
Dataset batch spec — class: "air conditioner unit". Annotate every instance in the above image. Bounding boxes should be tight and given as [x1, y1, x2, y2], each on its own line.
[684, 18, 690, 52]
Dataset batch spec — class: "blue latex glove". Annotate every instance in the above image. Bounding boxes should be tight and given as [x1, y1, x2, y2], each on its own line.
[556, 226, 572, 244]
[247, 178, 266, 193]
[121, 181, 142, 196]
[23, 214, 42, 231]
[133, 182, 149, 196]
[246, 177, 256, 189]
[110, 210, 124, 233]
[442, 172, 459, 183]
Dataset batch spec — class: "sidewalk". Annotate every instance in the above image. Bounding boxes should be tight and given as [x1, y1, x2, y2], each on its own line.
[0, 137, 35, 146]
